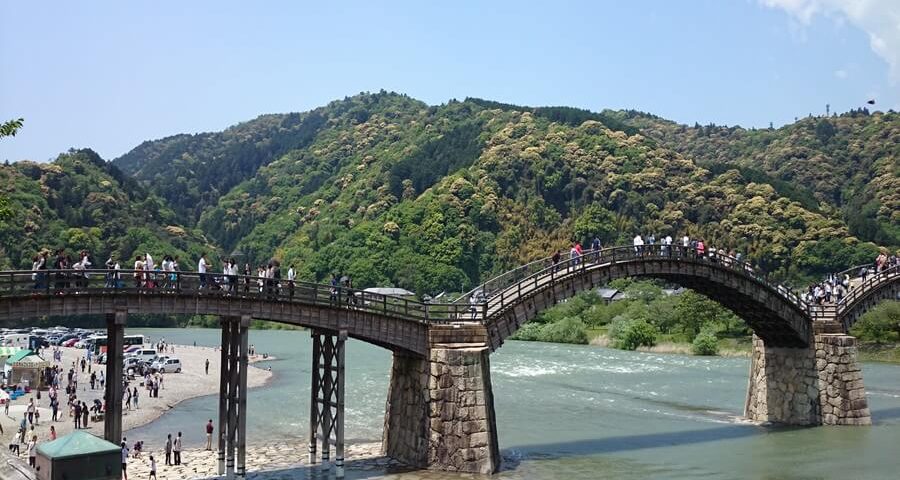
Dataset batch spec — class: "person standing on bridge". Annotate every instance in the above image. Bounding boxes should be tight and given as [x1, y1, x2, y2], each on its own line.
[198, 253, 211, 289]
[591, 237, 602, 261]
[287, 264, 296, 298]
[633, 234, 644, 255]
[134, 255, 145, 288]
[551, 249, 561, 272]
[569, 243, 581, 267]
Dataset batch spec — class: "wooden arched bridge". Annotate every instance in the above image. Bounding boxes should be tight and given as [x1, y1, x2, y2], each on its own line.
[0, 246, 895, 476]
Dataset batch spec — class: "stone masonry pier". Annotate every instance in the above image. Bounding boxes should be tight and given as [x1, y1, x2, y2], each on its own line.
[383, 326, 500, 474]
[746, 333, 871, 426]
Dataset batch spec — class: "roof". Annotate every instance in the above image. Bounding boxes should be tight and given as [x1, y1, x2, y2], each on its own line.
[6, 349, 32, 364]
[363, 287, 416, 297]
[37, 431, 120, 459]
[595, 288, 620, 299]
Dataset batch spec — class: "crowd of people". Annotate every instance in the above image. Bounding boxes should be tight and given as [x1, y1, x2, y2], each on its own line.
[804, 252, 900, 307]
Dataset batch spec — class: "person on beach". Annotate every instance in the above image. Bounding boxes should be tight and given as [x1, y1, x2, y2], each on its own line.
[133, 387, 139, 409]
[9, 429, 20, 455]
[205, 359, 209, 375]
[73, 402, 82, 429]
[49, 425, 56, 441]
[148, 454, 157, 480]
[164, 434, 172, 466]
[206, 419, 214, 450]
[27, 435, 37, 468]
[121, 441, 130, 480]
[173, 432, 182, 465]
[81, 401, 88, 428]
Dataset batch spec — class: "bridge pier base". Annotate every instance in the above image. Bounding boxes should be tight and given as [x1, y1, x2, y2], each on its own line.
[383, 346, 500, 474]
[745, 334, 871, 426]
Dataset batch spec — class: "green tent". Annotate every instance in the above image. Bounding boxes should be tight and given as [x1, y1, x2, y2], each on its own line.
[5, 349, 32, 365]
[35, 431, 121, 480]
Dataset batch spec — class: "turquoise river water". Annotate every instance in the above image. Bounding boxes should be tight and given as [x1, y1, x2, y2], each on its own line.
[125, 328, 900, 479]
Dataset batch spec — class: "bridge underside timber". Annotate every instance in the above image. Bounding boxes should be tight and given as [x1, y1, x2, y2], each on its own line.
[0, 292, 429, 356]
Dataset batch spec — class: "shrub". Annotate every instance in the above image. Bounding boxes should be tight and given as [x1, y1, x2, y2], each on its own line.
[609, 316, 658, 350]
[691, 329, 719, 355]
[851, 301, 900, 344]
[508, 317, 588, 344]
[509, 322, 543, 341]
[540, 317, 589, 344]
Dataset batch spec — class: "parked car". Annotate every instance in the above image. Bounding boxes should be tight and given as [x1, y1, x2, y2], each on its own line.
[153, 357, 182, 374]
[62, 338, 79, 347]
[124, 345, 143, 354]
[125, 349, 158, 363]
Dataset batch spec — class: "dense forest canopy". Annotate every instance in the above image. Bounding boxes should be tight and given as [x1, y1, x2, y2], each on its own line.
[1, 92, 896, 298]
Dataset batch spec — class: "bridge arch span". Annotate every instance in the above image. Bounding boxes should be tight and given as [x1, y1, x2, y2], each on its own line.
[0, 272, 461, 356]
[836, 265, 900, 331]
[475, 245, 812, 350]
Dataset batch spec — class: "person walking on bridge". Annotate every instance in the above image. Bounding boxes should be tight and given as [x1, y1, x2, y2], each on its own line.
[633, 234, 644, 255]
[198, 253, 211, 290]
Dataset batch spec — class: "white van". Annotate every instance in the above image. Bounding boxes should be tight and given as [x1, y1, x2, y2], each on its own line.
[125, 348, 158, 363]
[153, 357, 182, 373]
[2, 334, 29, 348]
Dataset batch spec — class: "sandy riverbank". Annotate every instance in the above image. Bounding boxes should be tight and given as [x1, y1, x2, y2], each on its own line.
[120, 442, 406, 480]
[0, 344, 273, 448]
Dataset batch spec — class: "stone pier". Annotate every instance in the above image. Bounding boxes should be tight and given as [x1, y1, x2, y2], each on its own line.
[745, 333, 871, 426]
[383, 345, 500, 474]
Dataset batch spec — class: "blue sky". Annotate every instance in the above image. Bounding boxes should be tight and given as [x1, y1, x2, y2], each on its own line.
[1, 0, 898, 162]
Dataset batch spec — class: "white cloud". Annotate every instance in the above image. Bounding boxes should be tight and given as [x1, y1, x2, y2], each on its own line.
[760, 0, 900, 81]
[834, 68, 848, 79]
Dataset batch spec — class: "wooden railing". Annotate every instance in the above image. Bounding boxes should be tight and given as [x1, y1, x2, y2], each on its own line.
[455, 244, 810, 318]
[0, 269, 474, 324]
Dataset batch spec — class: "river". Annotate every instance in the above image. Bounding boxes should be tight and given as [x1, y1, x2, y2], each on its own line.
[125, 328, 900, 479]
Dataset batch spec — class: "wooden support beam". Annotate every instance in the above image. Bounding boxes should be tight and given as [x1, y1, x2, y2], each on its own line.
[236, 315, 250, 478]
[103, 309, 126, 444]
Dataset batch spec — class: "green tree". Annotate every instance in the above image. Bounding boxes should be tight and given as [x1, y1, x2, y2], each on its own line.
[850, 301, 900, 344]
[573, 203, 617, 243]
[0, 118, 23, 138]
[691, 328, 719, 355]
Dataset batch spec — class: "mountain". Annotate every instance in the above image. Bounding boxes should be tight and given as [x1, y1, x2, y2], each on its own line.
[111, 92, 890, 294]
[0, 149, 214, 269]
[607, 109, 900, 246]
[1, 92, 893, 296]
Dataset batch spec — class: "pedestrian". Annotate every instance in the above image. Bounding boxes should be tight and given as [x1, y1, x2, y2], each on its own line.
[74, 402, 82, 429]
[27, 435, 37, 468]
[133, 387, 139, 409]
[149, 454, 157, 480]
[198, 253, 210, 289]
[90, 371, 96, 390]
[9, 429, 20, 455]
[81, 401, 88, 428]
[206, 419, 214, 450]
[173, 431, 182, 465]
[164, 434, 172, 466]
[49, 425, 56, 441]
[205, 358, 209, 375]
[100, 371, 105, 390]
[27, 398, 35, 425]
[121, 441, 130, 480]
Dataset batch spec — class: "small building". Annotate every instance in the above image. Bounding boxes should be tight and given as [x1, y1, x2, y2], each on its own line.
[5, 349, 50, 389]
[595, 288, 624, 304]
[36, 430, 121, 480]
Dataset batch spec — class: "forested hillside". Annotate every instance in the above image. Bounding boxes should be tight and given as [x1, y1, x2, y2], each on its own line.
[2, 92, 894, 299]
[0, 149, 213, 269]
[608, 109, 900, 246]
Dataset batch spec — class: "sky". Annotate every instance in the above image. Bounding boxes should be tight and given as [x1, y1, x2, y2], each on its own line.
[1, 0, 898, 162]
